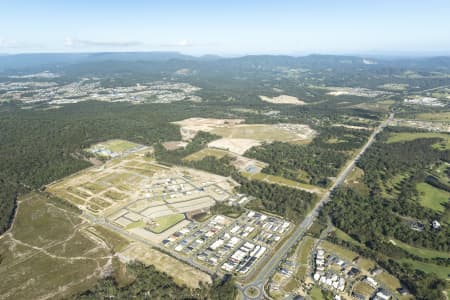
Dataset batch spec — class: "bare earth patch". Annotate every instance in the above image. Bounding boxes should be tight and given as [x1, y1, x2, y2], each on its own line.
[259, 95, 305, 105]
[162, 141, 188, 150]
[208, 138, 262, 155]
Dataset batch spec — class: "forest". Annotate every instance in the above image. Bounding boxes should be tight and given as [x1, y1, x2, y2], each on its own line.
[324, 128, 450, 299]
[244, 126, 370, 188]
[235, 175, 318, 223]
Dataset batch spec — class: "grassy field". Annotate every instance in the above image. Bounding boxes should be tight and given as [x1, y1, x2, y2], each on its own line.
[149, 214, 185, 233]
[415, 112, 450, 122]
[285, 237, 315, 291]
[387, 132, 450, 150]
[416, 182, 449, 213]
[241, 172, 323, 194]
[211, 124, 313, 142]
[375, 272, 404, 297]
[98, 139, 140, 153]
[87, 225, 130, 252]
[345, 167, 370, 196]
[392, 238, 450, 259]
[310, 287, 325, 300]
[398, 258, 450, 280]
[0, 192, 112, 300]
[183, 148, 230, 161]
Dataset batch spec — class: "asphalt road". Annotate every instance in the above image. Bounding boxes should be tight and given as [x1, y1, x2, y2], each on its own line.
[239, 113, 394, 299]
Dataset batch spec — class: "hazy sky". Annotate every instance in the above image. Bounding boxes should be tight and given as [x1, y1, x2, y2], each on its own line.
[1, 0, 450, 55]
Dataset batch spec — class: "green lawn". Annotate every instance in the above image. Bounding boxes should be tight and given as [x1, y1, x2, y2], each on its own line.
[387, 132, 450, 150]
[149, 214, 185, 233]
[416, 182, 449, 213]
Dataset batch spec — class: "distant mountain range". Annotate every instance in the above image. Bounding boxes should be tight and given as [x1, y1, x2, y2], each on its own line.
[1, 51, 450, 73]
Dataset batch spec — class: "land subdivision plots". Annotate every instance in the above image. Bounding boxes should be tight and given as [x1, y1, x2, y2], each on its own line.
[48, 147, 237, 244]
[47, 140, 295, 282]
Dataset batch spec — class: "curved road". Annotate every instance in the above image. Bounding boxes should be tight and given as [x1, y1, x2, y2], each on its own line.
[239, 113, 394, 299]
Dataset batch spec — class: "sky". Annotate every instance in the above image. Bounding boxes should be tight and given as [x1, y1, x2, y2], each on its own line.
[1, 0, 450, 56]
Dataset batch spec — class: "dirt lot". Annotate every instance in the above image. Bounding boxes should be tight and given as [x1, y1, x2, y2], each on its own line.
[259, 95, 305, 105]
[208, 138, 262, 155]
[162, 141, 188, 150]
[119, 243, 212, 288]
[173, 118, 316, 155]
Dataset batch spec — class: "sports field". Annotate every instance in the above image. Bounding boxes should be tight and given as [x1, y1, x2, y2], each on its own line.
[149, 214, 185, 233]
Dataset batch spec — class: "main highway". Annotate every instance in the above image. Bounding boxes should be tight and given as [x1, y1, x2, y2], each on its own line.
[239, 113, 394, 299]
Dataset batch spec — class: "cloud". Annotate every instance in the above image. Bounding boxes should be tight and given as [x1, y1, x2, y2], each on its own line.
[0, 38, 42, 51]
[161, 39, 194, 47]
[64, 37, 143, 48]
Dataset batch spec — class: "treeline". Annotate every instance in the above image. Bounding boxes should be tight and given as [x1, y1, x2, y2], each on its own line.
[154, 132, 236, 177]
[75, 261, 237, 300]
[154, 131, 219, 164]
[425, 175, 450, 193]
[211, 202, 244, 218]
[234, 175, 317, 223]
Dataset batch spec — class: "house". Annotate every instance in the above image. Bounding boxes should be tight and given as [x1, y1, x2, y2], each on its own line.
[397, 287, 409, 296]
[365, 276, 378, 288]
[432, 220, 441, 229]
[370, 268, 383, 276]
[373, 290, 391, 300]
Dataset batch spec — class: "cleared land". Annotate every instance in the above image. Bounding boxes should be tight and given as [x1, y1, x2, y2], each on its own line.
[259, 95, 305, 105]
[208, 138, 261, 155]
[0, 192, 113, 300]
[173, 118, 316, 154]
[120, 243, 212, 288]
[284, 236, 315, 291]
[184, 148, 230, 161]
[87, 139, 142, 156]
[416, 182, 449, 213]
[47, 144, 238, 258]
